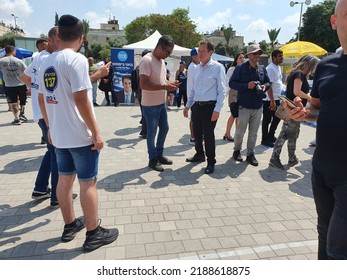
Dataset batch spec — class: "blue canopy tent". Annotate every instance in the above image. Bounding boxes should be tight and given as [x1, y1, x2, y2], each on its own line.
[212, 53, 234, 63]
[0, 47, 33, 59]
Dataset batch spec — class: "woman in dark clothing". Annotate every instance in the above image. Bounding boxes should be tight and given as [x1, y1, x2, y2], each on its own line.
[270, 54, 320, 170]
[98, 57, 115, 106]
[175, 61, 188, 107]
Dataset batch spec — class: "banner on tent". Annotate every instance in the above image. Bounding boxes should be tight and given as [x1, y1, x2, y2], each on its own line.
[111, 48, 134, 92]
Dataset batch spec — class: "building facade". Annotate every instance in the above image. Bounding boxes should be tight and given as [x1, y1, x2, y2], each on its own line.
[0, 21, 25, 37]
[88, 18, 126, 45]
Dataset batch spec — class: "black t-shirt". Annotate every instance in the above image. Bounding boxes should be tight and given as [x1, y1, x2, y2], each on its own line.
[310, 52, 347, 181]
[286, 70, 310, 107]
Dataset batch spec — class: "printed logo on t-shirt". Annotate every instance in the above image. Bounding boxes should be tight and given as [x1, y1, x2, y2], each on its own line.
[43, 66, 58, 104]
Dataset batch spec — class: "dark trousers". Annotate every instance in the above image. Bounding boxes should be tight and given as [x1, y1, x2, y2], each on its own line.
[312, 168, 347, 260]
[192, 102, 217, 165]
[139, 100, 147, 135]
[177, 90, 187, 108]
[262, 100, 281, 142]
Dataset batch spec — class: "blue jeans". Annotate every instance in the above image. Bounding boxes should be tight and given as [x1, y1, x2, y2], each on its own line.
[34, 119, 58, 202]
[312, 167, 347, 259]
[55, 145, 100, 181]
[142, 104, 169, 161]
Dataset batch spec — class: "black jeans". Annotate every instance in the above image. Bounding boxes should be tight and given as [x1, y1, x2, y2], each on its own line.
[312, 167, 347, 259]
[262, 100, 281, 142]
[191, 102, 217, 165]
[177, 90, 187, 108]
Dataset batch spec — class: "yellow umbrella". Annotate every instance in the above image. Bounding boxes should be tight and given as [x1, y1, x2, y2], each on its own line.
[280, 41, 327, 58]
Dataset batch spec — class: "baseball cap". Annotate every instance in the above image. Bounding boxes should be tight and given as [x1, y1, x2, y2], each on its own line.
[190, 48, 198, 57]
[180, 61, 186, 65]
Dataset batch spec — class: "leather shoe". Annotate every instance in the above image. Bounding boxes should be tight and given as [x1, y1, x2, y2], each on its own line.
[204, 164, 214, 174]
[158, 156, 173, 165]
[233, 150, 243, 162]
[246, 154, 259, 166]
[148, 159, 164, 172]
[186, 154, 205, 163]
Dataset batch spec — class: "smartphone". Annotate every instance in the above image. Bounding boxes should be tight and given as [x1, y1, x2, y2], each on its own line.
[279, 95, 296, 109]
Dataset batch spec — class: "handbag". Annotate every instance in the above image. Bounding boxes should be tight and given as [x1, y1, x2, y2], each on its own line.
[275, 101, 291, 122]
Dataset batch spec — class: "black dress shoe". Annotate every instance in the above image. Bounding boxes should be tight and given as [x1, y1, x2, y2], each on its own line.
[148, 159, 164, 172]
[186, 154, 205, 163]
[204, 164, 214, 174]
[246, 154, 259, 166]
[233, 150, 243, 162]
[158, 156, 173, 165]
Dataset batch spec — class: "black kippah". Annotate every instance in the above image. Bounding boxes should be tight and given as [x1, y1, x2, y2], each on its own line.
[58, 14, 79, 26]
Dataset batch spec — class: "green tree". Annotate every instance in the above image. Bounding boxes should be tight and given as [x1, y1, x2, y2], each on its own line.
[223, 25, 234, 50]
[267, 28, 281, 50]
[258, 40, 269, 53]
[215, 42, 226, 56]
[300, 0, 339, 52]
[55, 12, 59, 26]
[99, 44, 111, 60]
[82, 19, 90, 56]
[0, 33, 15, 48]
[124, 8, 202, 48]
[89, 42, 103, 61]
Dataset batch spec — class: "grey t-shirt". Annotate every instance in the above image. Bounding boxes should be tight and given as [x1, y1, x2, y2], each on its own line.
[0, 56, 26, 87]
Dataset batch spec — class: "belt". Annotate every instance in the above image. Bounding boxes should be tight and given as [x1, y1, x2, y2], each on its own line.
[197, 100, 216, 106]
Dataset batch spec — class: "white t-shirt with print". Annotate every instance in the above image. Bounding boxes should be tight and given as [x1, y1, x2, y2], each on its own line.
[24, 50, 50, 121]
[38, 49, 94, 149]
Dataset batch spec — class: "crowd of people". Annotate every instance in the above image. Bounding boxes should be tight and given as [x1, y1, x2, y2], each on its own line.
[1, 0, 346, 259]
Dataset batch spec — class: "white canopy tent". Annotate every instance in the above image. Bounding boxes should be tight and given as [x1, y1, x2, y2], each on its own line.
[123, 30, 191, 56]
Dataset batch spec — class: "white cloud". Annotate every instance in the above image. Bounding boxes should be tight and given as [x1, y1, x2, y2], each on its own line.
[281, 12, 300, 26]
[274, 12, 300, 43]
[237, 0, 267, 4]
[194, 9, 232, 34]
[197, 0, 213, 5]
[237, 14, 251, 21]
[0, 0, 33, 27]
[84, 12, 108, 29]
[111, 0, 157, 10]
[244, 18, 271, 43]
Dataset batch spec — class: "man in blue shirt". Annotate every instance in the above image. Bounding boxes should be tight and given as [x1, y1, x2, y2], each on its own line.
[230, 44, 270, 166]
[184, 40, 226, 174]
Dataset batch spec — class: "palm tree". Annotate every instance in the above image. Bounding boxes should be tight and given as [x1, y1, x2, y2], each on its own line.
[223, 25, 234, 56]
[82, 19, 90, 56]
[267, 28, 281, 50]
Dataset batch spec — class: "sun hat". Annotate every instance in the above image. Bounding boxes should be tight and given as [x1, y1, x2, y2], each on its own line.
[246, 44, 263, 55]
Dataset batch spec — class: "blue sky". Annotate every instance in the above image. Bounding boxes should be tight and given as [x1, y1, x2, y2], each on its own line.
[0, 0, 324, 45]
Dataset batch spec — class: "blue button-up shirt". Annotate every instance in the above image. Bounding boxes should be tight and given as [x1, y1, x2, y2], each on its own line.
[186, 58, 226, 112]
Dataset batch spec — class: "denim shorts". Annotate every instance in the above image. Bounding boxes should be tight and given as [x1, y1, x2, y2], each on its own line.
[55, 145, 100, 181]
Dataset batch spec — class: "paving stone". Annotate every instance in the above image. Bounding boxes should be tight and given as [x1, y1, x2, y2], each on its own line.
[0, 98, 319, 260]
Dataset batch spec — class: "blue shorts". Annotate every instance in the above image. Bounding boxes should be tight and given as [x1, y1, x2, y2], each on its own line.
[55, 145, 100, 182]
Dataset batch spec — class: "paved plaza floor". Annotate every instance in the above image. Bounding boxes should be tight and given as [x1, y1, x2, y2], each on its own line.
[0, 93, 318, 260]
